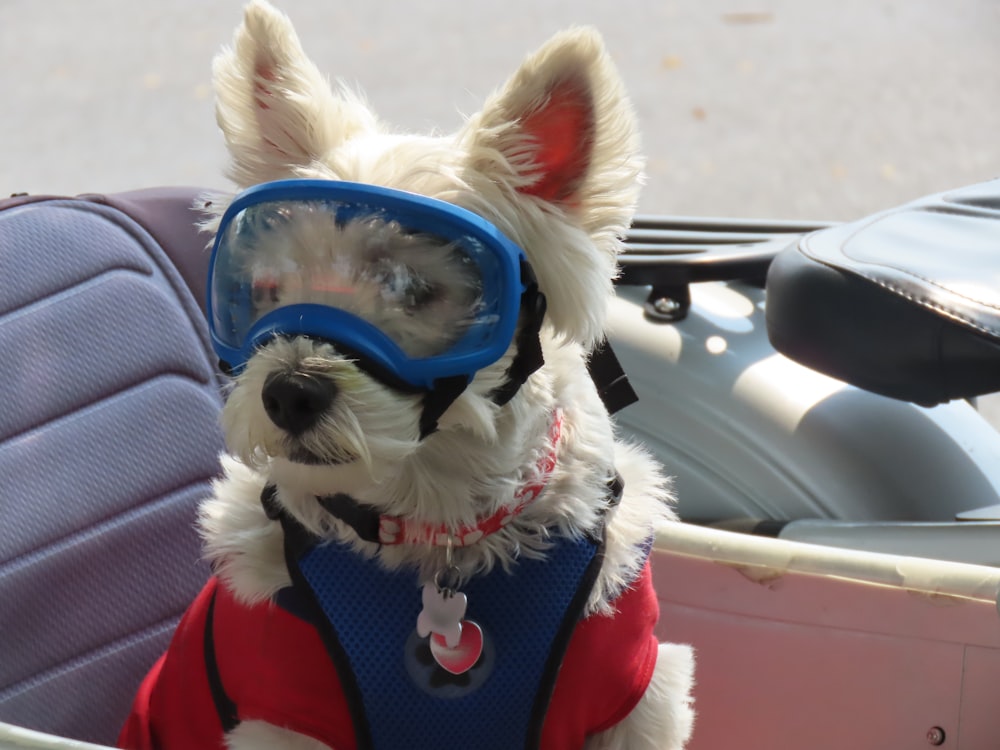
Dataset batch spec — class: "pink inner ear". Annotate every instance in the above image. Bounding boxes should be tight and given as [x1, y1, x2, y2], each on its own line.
[251, 59, 304, 157]
[253, 60, 279, 112]
[519, 80, 595, 204]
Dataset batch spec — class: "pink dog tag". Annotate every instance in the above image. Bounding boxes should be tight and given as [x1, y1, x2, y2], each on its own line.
[430, 620, 484, 675]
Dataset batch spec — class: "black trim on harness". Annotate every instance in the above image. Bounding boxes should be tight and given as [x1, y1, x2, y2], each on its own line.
[276, 508, 377, 750]
[525, 525, 607, 749]
[316, 492, 382, 544]
[263, 484, 383, 546]
[203, 589, 240, 734]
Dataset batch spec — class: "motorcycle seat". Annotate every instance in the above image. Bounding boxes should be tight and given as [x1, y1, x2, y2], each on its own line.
[766, 179, 1000, 405]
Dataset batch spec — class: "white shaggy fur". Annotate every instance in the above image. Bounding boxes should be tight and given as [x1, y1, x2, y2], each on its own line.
[198, 2, 695, 748]
[226, 722, 330, 750]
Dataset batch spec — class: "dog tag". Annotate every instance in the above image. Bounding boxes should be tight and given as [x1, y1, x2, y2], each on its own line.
[430, 620, 484, 675]
[416, 582, 466, 648]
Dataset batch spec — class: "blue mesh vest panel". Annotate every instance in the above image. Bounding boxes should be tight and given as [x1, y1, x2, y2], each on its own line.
[290, 533, 601, 750]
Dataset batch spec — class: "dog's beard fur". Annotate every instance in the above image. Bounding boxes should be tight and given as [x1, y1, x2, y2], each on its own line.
[222, 337, 424, 475]
[215, 327, 579, 577]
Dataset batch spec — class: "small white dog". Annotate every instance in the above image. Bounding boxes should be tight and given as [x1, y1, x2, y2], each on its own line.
[120, 2, 694, 749]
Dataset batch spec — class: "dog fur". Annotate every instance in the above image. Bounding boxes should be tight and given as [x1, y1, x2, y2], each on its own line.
[197, 2, 695, 748]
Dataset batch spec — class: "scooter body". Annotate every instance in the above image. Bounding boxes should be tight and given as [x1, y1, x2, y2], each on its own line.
[612, 280, 1000, 526]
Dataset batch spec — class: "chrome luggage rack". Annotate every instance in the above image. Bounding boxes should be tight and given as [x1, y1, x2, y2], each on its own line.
[619, 215, 833, 321]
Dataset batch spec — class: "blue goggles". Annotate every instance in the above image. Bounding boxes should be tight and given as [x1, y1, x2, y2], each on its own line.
[207, 180, 531, 389]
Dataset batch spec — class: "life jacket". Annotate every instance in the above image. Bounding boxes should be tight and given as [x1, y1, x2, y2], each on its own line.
[119, 524, 659, 750]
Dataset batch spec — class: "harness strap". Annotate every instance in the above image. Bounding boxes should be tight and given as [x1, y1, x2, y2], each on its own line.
[203, 588, 240, 734]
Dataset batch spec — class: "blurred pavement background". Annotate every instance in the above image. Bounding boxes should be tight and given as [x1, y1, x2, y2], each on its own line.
[2, 0, 999, 220]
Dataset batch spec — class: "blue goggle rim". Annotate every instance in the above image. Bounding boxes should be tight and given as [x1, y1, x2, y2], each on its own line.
[206, 179, 529, 389]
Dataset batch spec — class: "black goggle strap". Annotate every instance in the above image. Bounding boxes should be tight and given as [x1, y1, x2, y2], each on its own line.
[587, 338, 639, 415]
[418, 374, 469, 440]
[421, 258, 547, 436]
[488, 258, 547, 408]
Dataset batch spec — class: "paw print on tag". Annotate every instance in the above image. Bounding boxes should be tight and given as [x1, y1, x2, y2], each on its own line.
[404, 626, 494, 697]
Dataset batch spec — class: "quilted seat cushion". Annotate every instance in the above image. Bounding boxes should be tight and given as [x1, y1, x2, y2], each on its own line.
[0, 194, 223, 745]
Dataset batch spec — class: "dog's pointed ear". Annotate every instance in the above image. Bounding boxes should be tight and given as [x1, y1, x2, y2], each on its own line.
[461, 28, 643, 348]
[213, 0, 376, 187]
[463, 27, 642, 216]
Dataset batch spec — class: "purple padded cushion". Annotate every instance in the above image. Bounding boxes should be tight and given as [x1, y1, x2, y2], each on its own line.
[0, 192, 223, 744]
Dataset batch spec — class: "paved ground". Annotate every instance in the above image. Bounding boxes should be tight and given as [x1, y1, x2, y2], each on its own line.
[3, 0, 999, 221]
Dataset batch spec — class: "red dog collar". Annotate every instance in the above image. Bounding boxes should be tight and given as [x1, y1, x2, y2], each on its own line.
[262, 410, 565, 547]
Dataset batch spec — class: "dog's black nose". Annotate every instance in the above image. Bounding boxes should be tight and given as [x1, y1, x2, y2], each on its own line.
[261, 372, 337, 435]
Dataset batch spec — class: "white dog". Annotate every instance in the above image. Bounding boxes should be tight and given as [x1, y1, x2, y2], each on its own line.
[119, 2, 694, 749]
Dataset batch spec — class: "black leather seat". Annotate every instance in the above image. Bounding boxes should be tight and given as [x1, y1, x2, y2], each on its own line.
[766, 180, 1000, 405]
